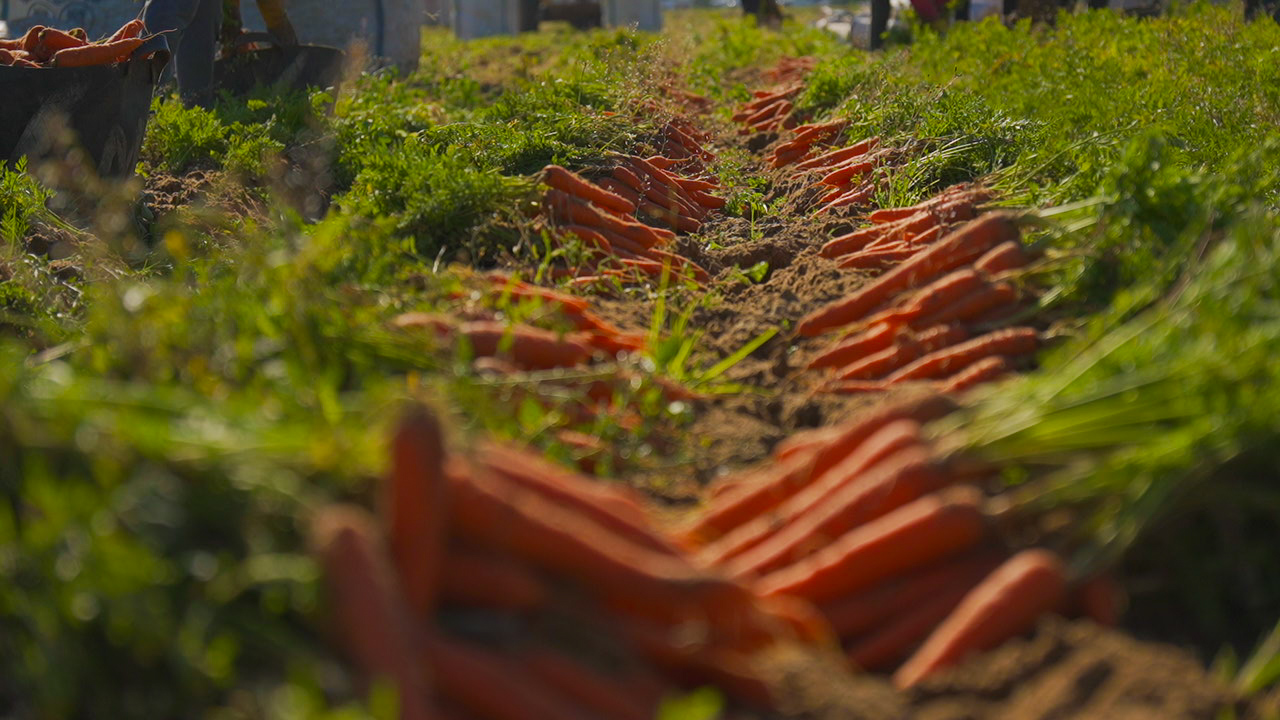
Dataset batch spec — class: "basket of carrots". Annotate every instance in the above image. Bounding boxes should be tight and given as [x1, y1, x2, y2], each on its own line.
[0, 19, 170, 178]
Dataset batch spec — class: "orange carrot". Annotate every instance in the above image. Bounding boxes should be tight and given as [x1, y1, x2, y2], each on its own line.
[702, 420, 923, 570]
[756, 486, 988, 604]
[51, 37, 144, 67]
[427, 637, 592, 720]
[872, 270, 986, 327]
[18, 25, 46, 52]
[107, 19, 146, 42]
[893, 549, 1067, 688]
[457, 321, 593, 370]
[793, 139, 877, 172]
[798, 213, 1020, 337]
[807, 322, 896, 370]
[838, 247, 919, 271]
[911, 281, 1019, 329]
[0, 49, 14, 65]
[384, 408, 449, 619]
[938, 355, 1012, 393]
[791, 119, 849, 145]
[475, 441, 683, 557]
[309, 507, 433, 720]
[821, 550, 1003, 638]
[974, 240, 1029, 275]
[888, 327, 1039, 383]
[638, 201, 701, 233]
[690, 190, 727, 210]
[440, 546, 549, 611]
[818, 185, 876, 214]
[847, 568, 985, 672]
[596, 177, 643, 207]
[523, 649, 657, 720]
[37, 28, 86, 57]
[485, 273, 591, 312]
[729, 446, 950, 579]
[820, 224, 888, 259]
[623, 156, 707, 219]
[1077, 572, 1124, 627]
[835, 338, 921, 381]
[819, 160, 874, 188]
[546, 189, 670, 249]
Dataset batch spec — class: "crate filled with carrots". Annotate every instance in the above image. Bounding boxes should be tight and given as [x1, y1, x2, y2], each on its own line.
[0, 19, 150, 69]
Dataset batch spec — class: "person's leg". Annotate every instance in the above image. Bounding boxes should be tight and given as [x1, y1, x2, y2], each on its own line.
[743, 0, 762, 16]
[870, 0, 891, 49]
[173, 0, 220, 108]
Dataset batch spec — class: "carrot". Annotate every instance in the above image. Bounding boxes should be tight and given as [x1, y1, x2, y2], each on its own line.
[107, 19, 146, 43]
[835, 339, 920, 381]
[37, 28, 86, 57]
[793, 139, 876, 172]
[847, 567, 987, 672]
[0, 49, 13, 65]
[457, 321, 593, 370]
[702, 420, 923, 570]
[543, 165, 637, 216]
[676, 177, 719, 193]
[440, 545, 549, 611]
[546, 189, 669, 249]
[596, 177, 643, 207]
[821, 550, 1004, 638]
[837, 247, 919, 271]
[807, 322, 896, 370]
[451, 465, 744, 612]
[820, 224, 888, 259]
[309, 507, 433, 720]
[618, 619, 776, 709]
[819, 160, 874, 188]
[51, 37, 144, 67]
[19, 25, 46, 52]
[888, 327, 1039, 383]
[475, 441, 683, 556]
[756, 486, 988, 604]
[798, 212, 1021, 337]
[428, 637, 592, 720]
[893, 549, 1067, 688]
[485, 273, 590, 311]
[912, 281, 1019, 329]
[690, 190, 727, 210]
[523, 649, 657, 720]
[974, 240, 1029, 275]
[638, 201, 702, 233]
[1076, 572, 1124, 627]
[623, 156, 707, 219]
[818, 185, 876, 214]
[384, 408, 449, 619]
[791, 119, 849, 145]
[938, 355, 1012, 393]
[906, 225, 945, 246]
[872, 270, 987, 327]
[729, 446, 951, 579]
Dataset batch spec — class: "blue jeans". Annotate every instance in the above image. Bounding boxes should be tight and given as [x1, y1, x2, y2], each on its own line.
[144, 0, 221, 108]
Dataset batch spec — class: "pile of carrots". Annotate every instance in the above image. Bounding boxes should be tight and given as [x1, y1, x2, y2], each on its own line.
[540, 163, 717, 286]
[801, 206, 1040, 395]
[311, 408, 824, 719]
[0, 19, 148, 69]
[730, 57, 819, 138]
[682, 396, 1119, 687]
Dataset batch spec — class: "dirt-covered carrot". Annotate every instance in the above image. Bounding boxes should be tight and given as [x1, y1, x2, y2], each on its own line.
[893, 549, 1067, 688]
[457, 321, 593, 370]
[624, 157, 708, 218]
[309, 507, 433, 720]
[798, 212, 1021, 337]
[428, 637, 592, 720]
[911, 281, 1019, 329]
[702, 420, 923, 570]
[821, 224, 889, 259]
[0, 49, 15, 65]
[838, 247, 920, 271]
[36, 28, 86, 57]
[729, 446, 950, 579]
[757, 486, 988, 604]
[974, 240, 1030, 275]
[808, 322, 895, 370]
[638, 201, 702, 233]
[888, 327, 1039, 383]
[690, 190, 727, 210]
[18, 25, 46, 52]
[485, 273, 591, 312]
[476, 442, 683, 557]
[596, 177, 643, 207]
[818, 185, 876, 214]
[835, 337, 920, 381]
[546, 189, 670, 249]
[794, 139, 878, 172]
[384, 408, 449, 619]
[819, 160, 875, 189]
[523, 649, 657, 720]
[821, 550, 1003, 638]
[938, 355, 1012, 393]
[50, 37, 144, 67]
[440, 544, 548, 611]
[107, 18, 146, 42]
[791, 119, 849, 145]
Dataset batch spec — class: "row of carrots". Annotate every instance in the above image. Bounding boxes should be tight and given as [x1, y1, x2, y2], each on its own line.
[681, 395, 1120, 687]
[312, 408, 821, 719]
[0, 19, 149, 68]
[540, 160, 717, 287]
[728, 56, 820, 138]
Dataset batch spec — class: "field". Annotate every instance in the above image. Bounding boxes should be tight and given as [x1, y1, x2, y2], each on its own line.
[3, 5, 1280, 719]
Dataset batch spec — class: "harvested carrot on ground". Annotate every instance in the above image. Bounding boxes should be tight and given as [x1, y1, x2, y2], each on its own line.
[893, 549, 1068, 688]
[728, 446, 950, 579]
[309, 507, 434, 720]
[819, 160, 875, 189]
[702, 420, 924, 569]
[384, 408, 449, 619]
[808, 322, 896, 370]
[821, 550, 1004, 638]
[799, 212, 1021, 337]
[757, 486, 988, 604]
[938, 355, 1013, 393]
[838, 247, 920, 271]
[873, 270, 987, 327]
[457, 321, 594, 370]
[974, 240, 1030, 275]
[836, 338, 921, 381]
[440, 546, 549, 611]
[847, 567, 987, 672]
[427, 637, 592, 720]
[523, 649, 659, 720]
[793, 138, 879, 172]
[888, 327, 1040, 383]
[912, 281, 1020, 328]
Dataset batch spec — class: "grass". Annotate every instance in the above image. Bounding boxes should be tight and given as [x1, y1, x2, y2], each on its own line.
[2, 5, 1280, 716]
